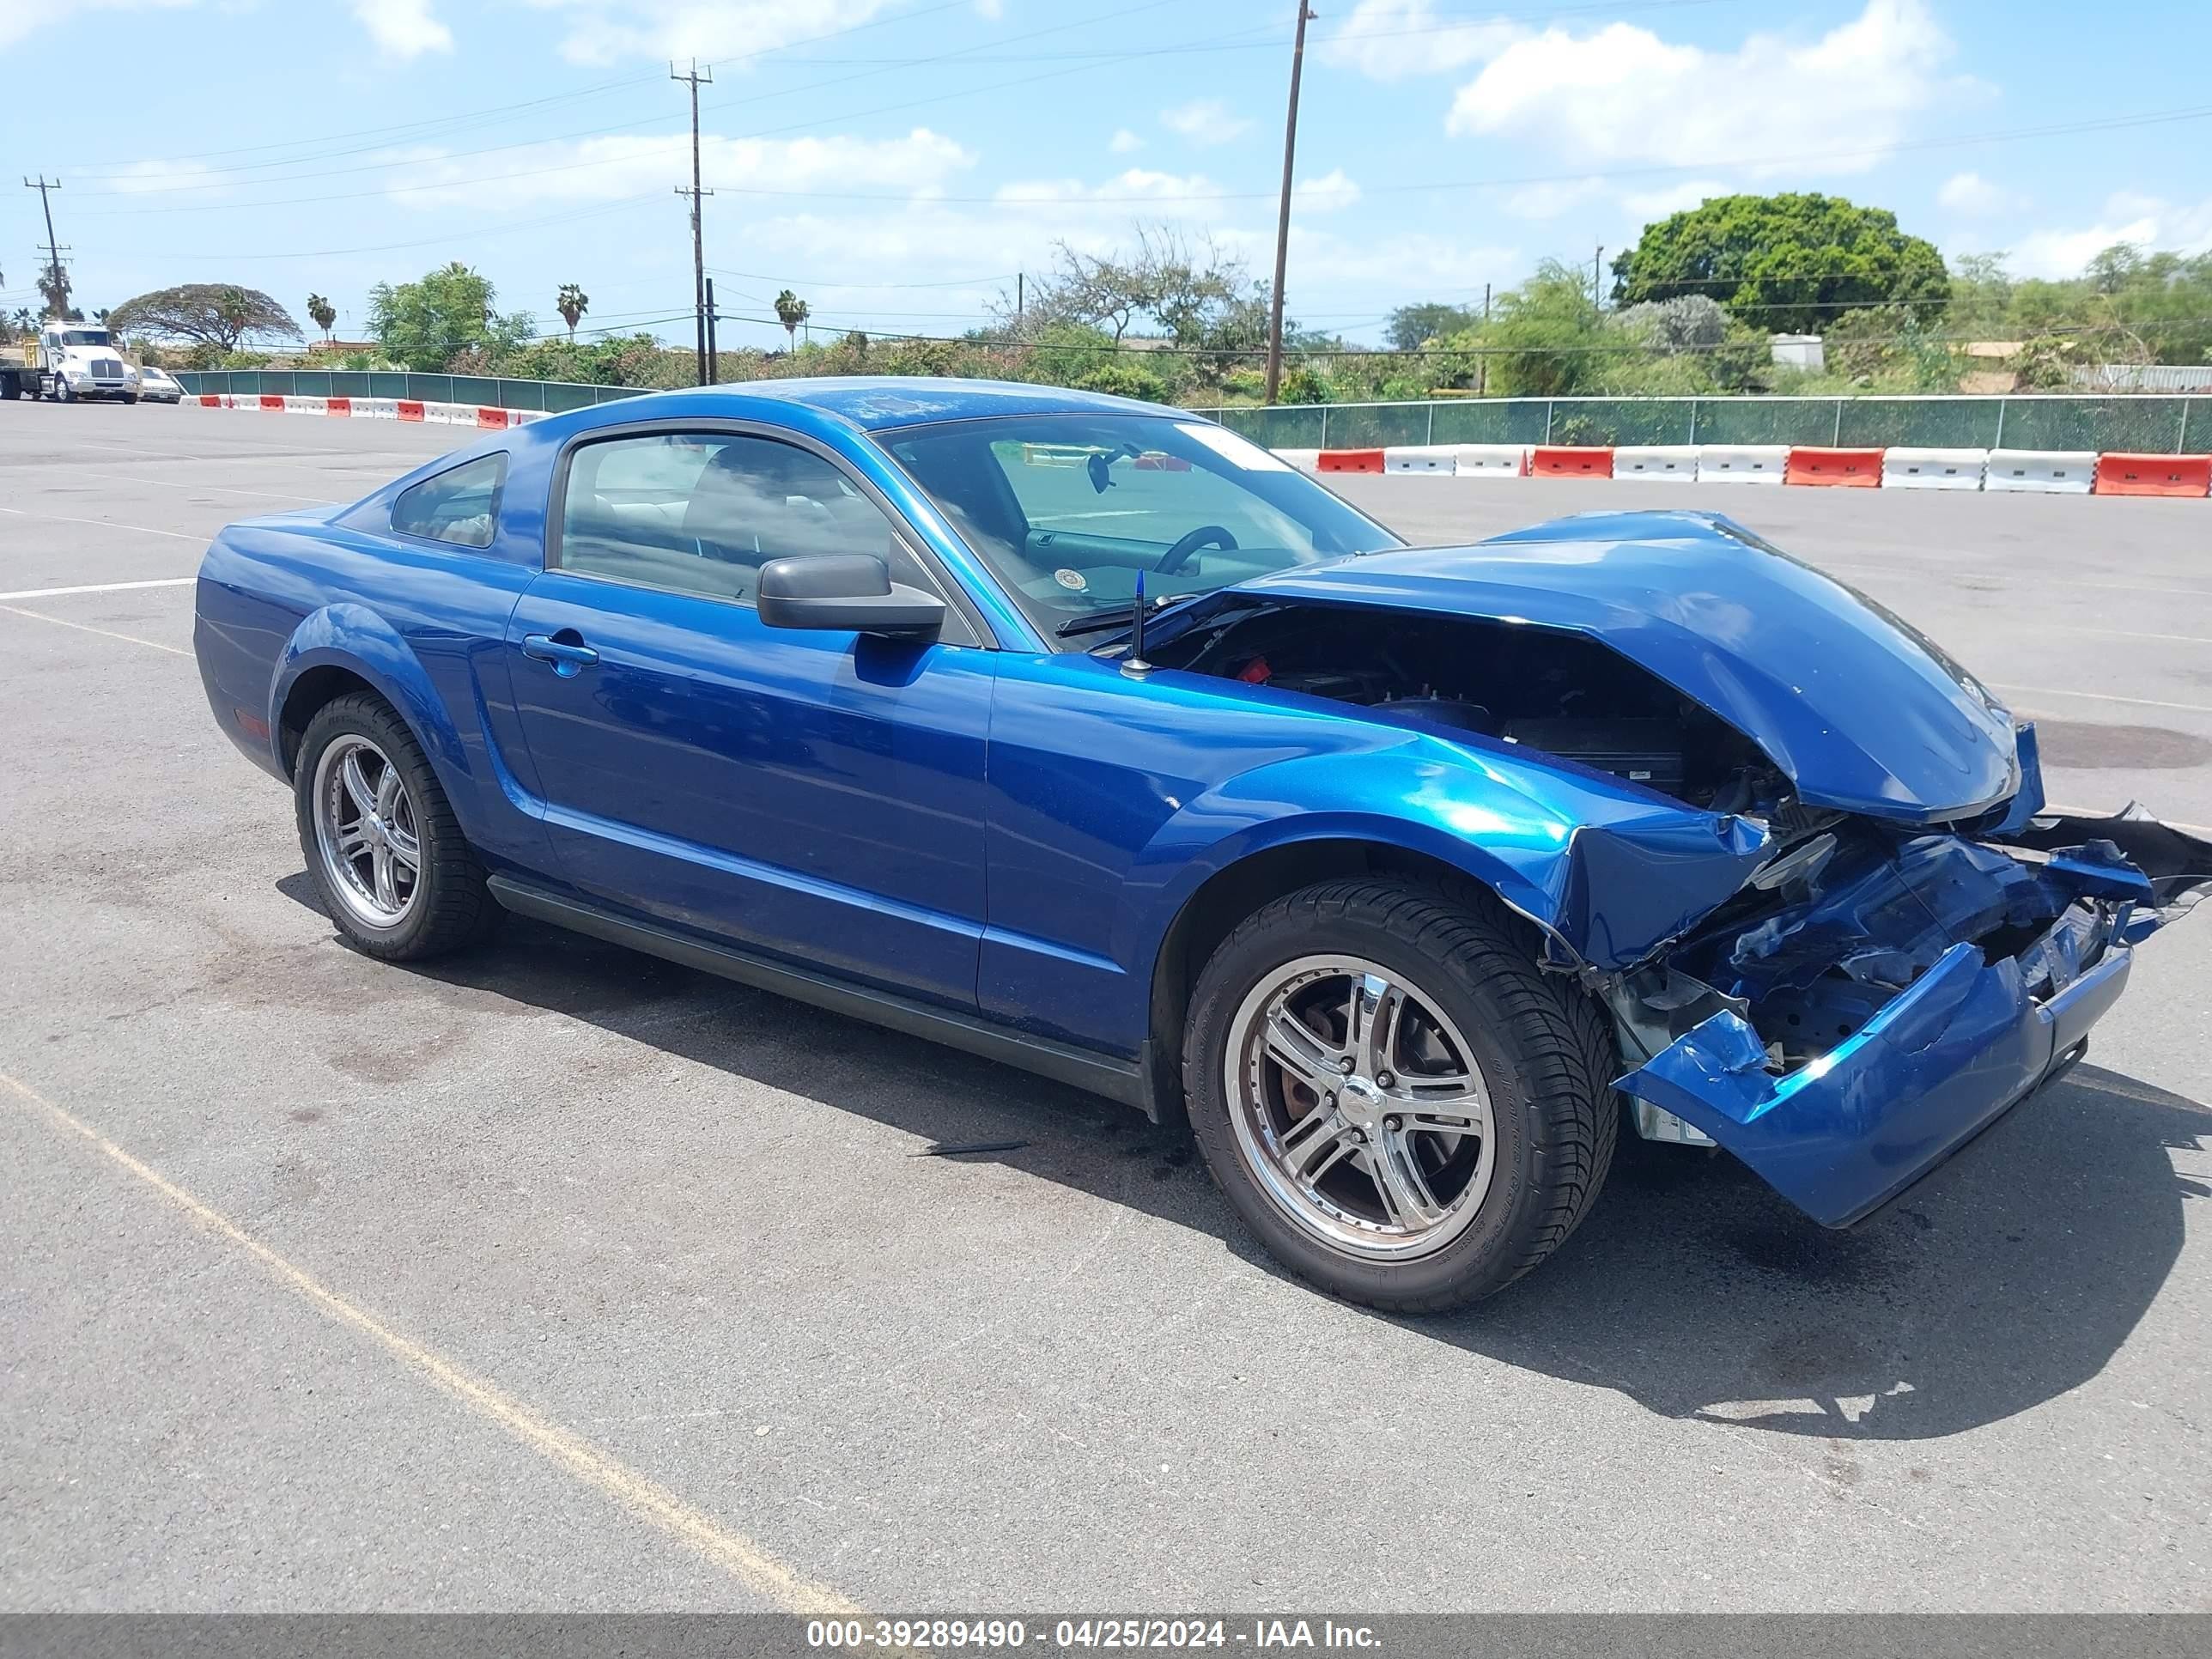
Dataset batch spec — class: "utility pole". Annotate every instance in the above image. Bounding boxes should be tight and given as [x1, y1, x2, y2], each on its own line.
[1592, 243, 1604, 311]
[24, 177, 66, 319]
[1478, 281, 1490, 397]
[672, 59, 714, 386]
[704, 276, 720, 382]
[1262, 3, 1316, 404]
[1016, 272, 1024, 321]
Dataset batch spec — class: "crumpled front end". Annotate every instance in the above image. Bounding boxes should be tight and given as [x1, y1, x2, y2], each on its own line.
[1612, 795, 2212, 1227]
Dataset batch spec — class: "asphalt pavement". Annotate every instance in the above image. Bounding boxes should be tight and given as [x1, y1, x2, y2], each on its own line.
[3, 401, 2208, 1613]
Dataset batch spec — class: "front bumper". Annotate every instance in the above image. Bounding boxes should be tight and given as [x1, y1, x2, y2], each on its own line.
[1617, 930, 2128, 1225]
[1614, 805, 2210, 1227]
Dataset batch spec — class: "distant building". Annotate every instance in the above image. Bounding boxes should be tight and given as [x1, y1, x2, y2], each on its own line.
[1769, 333, 1824, 372]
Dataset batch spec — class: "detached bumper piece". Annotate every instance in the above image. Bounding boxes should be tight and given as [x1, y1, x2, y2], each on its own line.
[1615, 807, 2212, 1228]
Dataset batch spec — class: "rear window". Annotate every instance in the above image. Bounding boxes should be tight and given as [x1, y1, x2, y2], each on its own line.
[392, 453, 506, 549]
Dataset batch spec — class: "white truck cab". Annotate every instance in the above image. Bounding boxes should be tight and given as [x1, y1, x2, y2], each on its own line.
[35, 325, 138, 403]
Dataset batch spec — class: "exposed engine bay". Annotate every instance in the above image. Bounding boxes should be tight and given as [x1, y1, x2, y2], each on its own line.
[1149, 599, 1788, 814]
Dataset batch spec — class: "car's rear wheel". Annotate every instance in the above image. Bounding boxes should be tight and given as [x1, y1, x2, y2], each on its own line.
[1184, 878, 1618, 1313]
[295, 692, 499, 960]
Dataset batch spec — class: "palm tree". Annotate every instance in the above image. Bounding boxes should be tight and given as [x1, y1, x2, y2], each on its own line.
[307, 293, 337, 341]
[774, 289, 809, 349]
[556, 283, 588, 340]
[215, 287, 252, 351]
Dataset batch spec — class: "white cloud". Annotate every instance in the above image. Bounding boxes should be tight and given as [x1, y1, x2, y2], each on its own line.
[1501, 176, 1605, 221]
[1620, 179, 1727, 220]
[1294, 168, 1361, 214]
[352, 0, 451, 56]
[1109, 128, 1145, 155]
[1159, 99, 1253, 147]
[524, 0, 896, 66]
[1320, 0, 1520, 82]
[1937, 171, 2021, 216]
[2008, 193, 2212, 279]
[0, 0, 196, 47]
[1448, 0, 1959, 179]
[387, 127, 975, 209]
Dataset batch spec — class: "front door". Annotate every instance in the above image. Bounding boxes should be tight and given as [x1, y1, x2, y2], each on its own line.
[504, 427, 995, 1012]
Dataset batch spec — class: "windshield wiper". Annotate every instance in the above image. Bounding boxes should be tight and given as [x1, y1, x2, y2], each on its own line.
[1054, 592, 1200, 639]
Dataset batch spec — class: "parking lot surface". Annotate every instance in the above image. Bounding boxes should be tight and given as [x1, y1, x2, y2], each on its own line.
[3, 402, 2209, 1613]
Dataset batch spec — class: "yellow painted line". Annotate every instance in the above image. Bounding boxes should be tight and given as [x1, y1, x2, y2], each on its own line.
[0, 601, 190, 658]
[0, 504, 204, 541]
[0, 1070, 860, 1616]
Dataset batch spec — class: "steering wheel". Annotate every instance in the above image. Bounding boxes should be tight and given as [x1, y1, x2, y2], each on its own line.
[1157, 524, 1237, 574]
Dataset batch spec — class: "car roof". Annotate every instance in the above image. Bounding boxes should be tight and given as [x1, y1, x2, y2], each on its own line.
[549, 375, 1192, 435]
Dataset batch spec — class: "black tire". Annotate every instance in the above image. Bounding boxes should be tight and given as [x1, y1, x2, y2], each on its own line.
[1183, 877, 1619, 1313]
[293, 691, 500, 960]
[122, 393, 138, 405]
[56, 377, 74, 404]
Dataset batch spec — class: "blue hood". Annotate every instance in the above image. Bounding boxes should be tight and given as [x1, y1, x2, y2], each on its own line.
[1187, 511, 2020, 825]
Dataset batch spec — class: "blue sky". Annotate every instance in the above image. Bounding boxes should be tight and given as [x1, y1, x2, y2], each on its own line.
[6, 0, 2209, 350]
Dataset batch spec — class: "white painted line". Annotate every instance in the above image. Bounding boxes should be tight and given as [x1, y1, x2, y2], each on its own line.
[0, 505, 204, 541]
[0, 601, 190, 657]
[74, 471, 327, 504]
[0, 577, 196, 601]
[1996, 684, 2212, 717]
[2073, 626, 2212, 648]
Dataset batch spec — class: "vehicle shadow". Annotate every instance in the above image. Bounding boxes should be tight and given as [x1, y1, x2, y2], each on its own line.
[303, 890, 2209, 1445]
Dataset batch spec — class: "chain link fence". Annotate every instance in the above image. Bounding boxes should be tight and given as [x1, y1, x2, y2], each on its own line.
[175, 368, 647, 413]
[174, 374, 2207, 453]
[1193, 395, 2208, 454]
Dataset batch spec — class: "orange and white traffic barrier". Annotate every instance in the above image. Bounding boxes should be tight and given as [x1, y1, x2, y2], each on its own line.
[1317, 448, 1387, 474]
[1784, 446, 1882, 487]
[2094, 453, 2212, 497]
[1985, 449, 2096, 494]
[1882, 447, 1987, 490]
[1693, 445, 1788, 483]
[1529, 445, 1613, 479]
[1613, 445, 1698, 482]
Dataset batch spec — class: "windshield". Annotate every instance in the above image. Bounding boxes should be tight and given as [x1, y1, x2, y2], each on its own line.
[60, 329, 113, 347]
[880, 413, 1400, 638]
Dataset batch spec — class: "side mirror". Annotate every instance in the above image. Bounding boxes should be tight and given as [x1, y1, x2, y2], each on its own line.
[756, 553, 945, 640]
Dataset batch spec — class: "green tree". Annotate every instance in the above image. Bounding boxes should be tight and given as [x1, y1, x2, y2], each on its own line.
[108, 283, 301, 350]
[1612, 192, 1950, 331]
[307, 293, 337, 340]
[1384, 301, 1481, 350]
[1462, 260, 1613, 397]
[367, 262, 532, 371]
[774, 289, 809, 349]
[556, 283, 588, 339]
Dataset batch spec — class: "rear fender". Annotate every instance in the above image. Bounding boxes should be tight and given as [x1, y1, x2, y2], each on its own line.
[275, 604, 472, 810]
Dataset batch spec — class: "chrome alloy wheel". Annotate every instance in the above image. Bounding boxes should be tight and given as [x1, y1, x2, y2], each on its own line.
[312, 734, 422, 930]
[1226, 955, 1498, 1261]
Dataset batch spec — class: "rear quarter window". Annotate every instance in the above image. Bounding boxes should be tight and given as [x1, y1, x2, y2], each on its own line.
[392, 453, 507, 549]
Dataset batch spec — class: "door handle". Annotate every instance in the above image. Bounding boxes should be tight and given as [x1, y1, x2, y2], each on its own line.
[521, 632, 599, 676]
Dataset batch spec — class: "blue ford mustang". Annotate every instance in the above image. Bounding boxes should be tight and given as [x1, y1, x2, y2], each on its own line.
[192, 378, 2210, 1310]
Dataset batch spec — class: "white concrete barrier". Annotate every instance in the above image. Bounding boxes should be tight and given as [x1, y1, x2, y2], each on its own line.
[1883, 447, 1987, 489]
[425, 401, 475, 425]
[1447, 443, 1528, 478]
[283, 395, 327, 416]
[1614, 445, 1698, 482]
[354, 397, 398, 419]
[1986, 448, 2097, 494]
[1275, 447, 1322, 474]
[1384, 445, 1457, 474]
[1695, 444, 1789, 483]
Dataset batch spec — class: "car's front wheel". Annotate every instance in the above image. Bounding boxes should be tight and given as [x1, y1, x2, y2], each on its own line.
[294, 692, 499, 960]
[1184, 878, 1619, 1313]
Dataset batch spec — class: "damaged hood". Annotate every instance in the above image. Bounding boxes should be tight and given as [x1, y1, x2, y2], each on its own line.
[1180, 510, 2019, 824]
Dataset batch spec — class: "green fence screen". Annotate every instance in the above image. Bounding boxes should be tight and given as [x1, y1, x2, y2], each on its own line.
[173, 374, 2204, 454]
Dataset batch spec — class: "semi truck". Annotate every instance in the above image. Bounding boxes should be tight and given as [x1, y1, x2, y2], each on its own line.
[1, 325, 138, 402]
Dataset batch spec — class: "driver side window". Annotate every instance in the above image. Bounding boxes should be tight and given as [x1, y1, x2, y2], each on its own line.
[559, 431, 926, 607]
